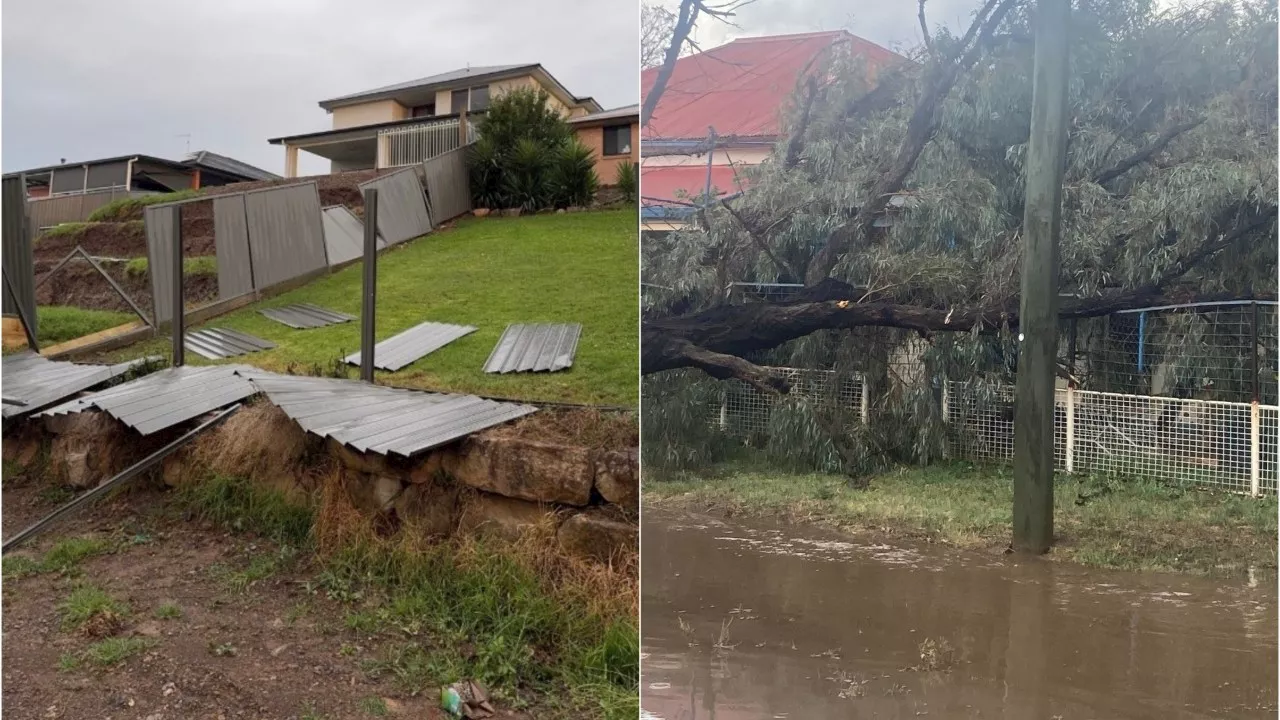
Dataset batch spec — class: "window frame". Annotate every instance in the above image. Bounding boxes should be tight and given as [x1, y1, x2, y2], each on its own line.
[602, 124, 632, 156]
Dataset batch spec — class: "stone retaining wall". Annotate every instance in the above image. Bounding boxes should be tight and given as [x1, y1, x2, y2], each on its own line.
[6, 403, 637, 564]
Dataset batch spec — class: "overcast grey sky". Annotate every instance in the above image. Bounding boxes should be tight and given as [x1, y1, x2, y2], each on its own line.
[677, 0, 988, 54]
[3, 0, 638, 176]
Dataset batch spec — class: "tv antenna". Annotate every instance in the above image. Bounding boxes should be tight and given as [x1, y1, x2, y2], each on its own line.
[175, 133, 191, 154]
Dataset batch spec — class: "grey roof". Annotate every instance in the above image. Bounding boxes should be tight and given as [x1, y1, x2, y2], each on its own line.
[1, 352, 157, 419]
[40, 365, 258, 435]
[568, 105, 640, 125]
[184, 150, 280, 181]
[184, 328, 277, 360]
[345, 321, 478, 372]
[320, 64, 536, 109]
[260, 303, 355, 330]
[240, 372, 537, 458]
[483, 323, 582, 374]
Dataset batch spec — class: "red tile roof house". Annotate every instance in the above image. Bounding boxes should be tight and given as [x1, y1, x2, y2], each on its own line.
[640, 31, 906, 231]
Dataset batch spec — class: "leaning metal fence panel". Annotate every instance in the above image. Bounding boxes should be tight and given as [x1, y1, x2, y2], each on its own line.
[212, 195, 255, 300]
[143, 203, 177, 325]
[2, 175, 36, 323]
[358, 167, 432, 245]
[244, 183, 328, 289]
[422, 144, 472, 225]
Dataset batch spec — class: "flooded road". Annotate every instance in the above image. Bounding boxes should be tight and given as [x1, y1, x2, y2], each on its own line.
[642, 509, 1276, 720]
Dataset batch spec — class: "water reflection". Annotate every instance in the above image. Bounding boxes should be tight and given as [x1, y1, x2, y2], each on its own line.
[642, 509, 1277, 719]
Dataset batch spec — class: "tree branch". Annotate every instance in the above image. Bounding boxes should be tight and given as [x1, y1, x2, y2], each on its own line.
[642, 0, 699, 127]
[642, 286, 1273, 374]
[721, 202, 804, 281]
[784, 76, 819, 169]
[918, 0, 935, 55]
[1093, 119, 1204, 185]
[651, 336, 791, 393]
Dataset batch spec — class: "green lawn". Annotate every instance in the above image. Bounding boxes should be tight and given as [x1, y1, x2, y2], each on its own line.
[37, 306, 136, 345]
[646, 461, 1278, 577]
[103, 211, 638, 406]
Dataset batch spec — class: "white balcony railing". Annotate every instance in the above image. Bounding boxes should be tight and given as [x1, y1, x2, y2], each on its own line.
[377, 117, 477, 169]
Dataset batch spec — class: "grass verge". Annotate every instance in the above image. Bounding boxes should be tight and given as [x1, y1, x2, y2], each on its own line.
[124, 255, 217, 277]
[97, 211, 639, 405]
[37, 306, 136, 344]
[645, 460, 1278, 577]
[178, 473, 637, 719]
[88, 189, 202, 222]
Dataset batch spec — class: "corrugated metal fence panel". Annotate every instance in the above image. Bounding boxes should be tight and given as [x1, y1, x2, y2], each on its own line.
[244, 183, 328, 289]
[483, 323, 582, 373]
[242, 372, 537, 458]
[358, 168, 432, 245]
[2, 175, 36, 321]
[344, 321, 477, 372]
[212, 195, 255, 299]
[143, 203, 176, 325]
[27, 188, 144, 228]
[39, 365, 259, 435]
[1, 352, 154, 419]
[422, 145, 472, 224]
[321, 205, 384, 266]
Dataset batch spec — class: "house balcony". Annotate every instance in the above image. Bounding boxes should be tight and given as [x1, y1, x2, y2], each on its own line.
[270, 114, 476, 178]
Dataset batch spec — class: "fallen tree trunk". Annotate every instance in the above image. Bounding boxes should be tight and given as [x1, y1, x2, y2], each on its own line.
[642, 286, 1274, 376]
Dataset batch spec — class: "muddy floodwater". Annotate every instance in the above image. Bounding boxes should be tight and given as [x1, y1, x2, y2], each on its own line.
[641, 508, 1276, 720]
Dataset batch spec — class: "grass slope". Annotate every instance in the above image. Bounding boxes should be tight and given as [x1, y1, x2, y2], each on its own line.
[106, 211, 638, 405]
[37, 306, 136, 345]
[646, 461, 1278, 577]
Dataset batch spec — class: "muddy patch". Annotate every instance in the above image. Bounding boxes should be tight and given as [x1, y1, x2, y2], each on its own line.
[641, 508, 1278, 719]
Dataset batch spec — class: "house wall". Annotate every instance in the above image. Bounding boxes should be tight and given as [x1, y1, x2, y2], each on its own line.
[435, 74, 586, 117]
[331, 99, 408, 130]
[331, 157, 376, 173]
[575, 121, 639, 184]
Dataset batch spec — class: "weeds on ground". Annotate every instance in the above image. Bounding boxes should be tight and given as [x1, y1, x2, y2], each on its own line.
[358, 696, 388, 716]
[57, 653, 81, 672]
[298, 703, 327, 720]
[58, 584, 129, 634]
[124, 255, 217, 278]
[211, 545, 298, 593]
[5, 537, 114, 581]
[84, 637, 155, 666]
[174, 471, 638, 719]
[154, 602, 182, 620]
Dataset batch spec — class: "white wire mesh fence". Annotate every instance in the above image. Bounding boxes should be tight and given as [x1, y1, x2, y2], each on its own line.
[944, 381, 1278, 496]
[694, 364, 1278, 496]
[706, 367, 865, 437]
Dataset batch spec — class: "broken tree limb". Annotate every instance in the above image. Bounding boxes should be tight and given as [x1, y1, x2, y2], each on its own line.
[1093, 119, 1204, 186]
[641, 286, 1273, 376]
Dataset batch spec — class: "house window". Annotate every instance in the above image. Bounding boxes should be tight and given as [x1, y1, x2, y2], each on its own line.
[410, 103, 435, 118]
[449, 85, 492, 114]
[451, 89, 469, 113]
[603, 124, 632, 156]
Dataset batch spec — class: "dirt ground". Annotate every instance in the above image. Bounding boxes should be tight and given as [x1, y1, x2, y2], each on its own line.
[1, 481, 529, 720]
[33, 262, 216, 316]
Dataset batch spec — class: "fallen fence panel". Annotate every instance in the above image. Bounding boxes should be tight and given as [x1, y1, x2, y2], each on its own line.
[422, 145, 472, 225]
[212, 195, 256, 300]
[344, 321, 476, 372]
[244, 183, 329, 289]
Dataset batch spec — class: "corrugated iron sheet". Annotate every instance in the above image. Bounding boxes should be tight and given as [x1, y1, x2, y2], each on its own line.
[422, 146, 471, 225]
[244, 183, 329, 288]
[321, 205, 385, 266]
[358, 168, 432, 245]
[241, 372, 536, 458]
[143, 202, 178, 325]
[185, 328, 276, 359]
[2, 352, 156, 419]
[345, 321, 476, 372]
[483, 323, 582, 374]
[212, 195, 255, 300]
[2, 175, 35, 321]
[259, 303, 354, 329]
[39, 365, 257, 435]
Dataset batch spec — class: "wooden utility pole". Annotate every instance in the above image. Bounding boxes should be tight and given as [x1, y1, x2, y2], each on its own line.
[1013, 0, 1071, 554]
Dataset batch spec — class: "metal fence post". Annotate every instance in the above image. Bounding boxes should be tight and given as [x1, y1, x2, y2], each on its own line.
[171, 204, 184, 367]
[1250, 400, 1261, 497]
[1065, 385, 1075, 473]
[940, 378, 950, 459]
[360, 188, 379, 383]
[1251, 301, 1260, 402]
[860, 374, 870, 424]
